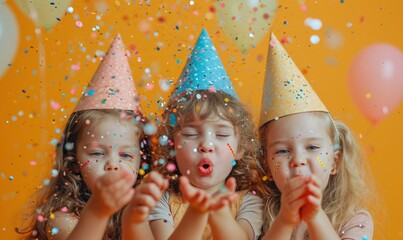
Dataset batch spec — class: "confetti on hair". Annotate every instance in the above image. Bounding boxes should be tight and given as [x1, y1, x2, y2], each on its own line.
[167, 163, 176, 172]
[141, 163, 150, 170]
[139, 168, 145, 176]
[51, 227, 59, 235]
[143, 122, 157, 135]
[231, 160, 236, 166]
[159, 135, 169, 146]
[158, 158, 166, 165]
[61, 207, 68, 212]
[316, 157, 327, 170]
[169, 113, 177, 126]
[37, 214, 45, 222]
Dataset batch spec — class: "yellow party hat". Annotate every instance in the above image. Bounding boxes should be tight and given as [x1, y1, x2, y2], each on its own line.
[259, 33, 328, 126]
[74, 33, 141, 114]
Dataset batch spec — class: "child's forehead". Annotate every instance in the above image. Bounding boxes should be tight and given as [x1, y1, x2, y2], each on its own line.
[180, 114, 233, 127]
[82, 117, 139, 134]
[266, 114, 331, 142]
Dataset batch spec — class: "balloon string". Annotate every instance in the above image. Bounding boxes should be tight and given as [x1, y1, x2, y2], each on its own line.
[37, 29, 47, 149]
[27, 2, 48, 153]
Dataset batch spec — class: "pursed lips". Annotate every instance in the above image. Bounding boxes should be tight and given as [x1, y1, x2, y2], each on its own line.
[197, 158, 214, 175]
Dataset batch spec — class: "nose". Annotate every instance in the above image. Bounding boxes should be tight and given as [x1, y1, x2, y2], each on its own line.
[104, 159, 120, 171]
[289, 151, 307, 168]
[198, 137, 214, 153]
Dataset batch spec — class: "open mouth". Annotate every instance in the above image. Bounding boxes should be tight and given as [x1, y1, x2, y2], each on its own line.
[197, 158, 214, 175]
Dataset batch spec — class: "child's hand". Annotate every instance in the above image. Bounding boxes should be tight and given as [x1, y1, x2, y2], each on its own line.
[88, 170, 136, 218]
[277, 176, 308, 227]
[123, 171, 169, 223]
[179, 176, 238, 213]
[300, 175, 323, 223]
[210, 177, 238, 210]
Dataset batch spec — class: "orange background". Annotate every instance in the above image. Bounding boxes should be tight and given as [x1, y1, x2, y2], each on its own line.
[0, 0, 402, 239]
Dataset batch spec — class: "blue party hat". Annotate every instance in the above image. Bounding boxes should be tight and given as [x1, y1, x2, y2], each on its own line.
[171, 29, 238, 99]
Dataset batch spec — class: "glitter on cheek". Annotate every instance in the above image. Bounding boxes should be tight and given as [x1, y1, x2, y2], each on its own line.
[272, 161, 280, 178]
[124, 161, 137, 174]
[316, 156, 327, 170]
[193, 148, 197, 153]
[79, 159, 91, 169]
[226, 143, 236, 158]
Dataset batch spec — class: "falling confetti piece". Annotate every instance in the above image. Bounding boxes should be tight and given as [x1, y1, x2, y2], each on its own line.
[310, 35, 320, 44]
[305, 18, 322, 30]
[51, 227, 58, 235]
[167, 163, 176, 172]
[50, 100, 61, 110]
[61, 207, 68, 212]
[159, 135, 169, 146]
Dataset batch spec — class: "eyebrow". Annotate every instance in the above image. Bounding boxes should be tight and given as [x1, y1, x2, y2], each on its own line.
[83, 143, 137, 149]
[183, 123, 234, 129]
[267, 137, 326, 148]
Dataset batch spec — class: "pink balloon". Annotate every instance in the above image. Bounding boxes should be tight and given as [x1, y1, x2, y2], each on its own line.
[348, 43, 403, 124]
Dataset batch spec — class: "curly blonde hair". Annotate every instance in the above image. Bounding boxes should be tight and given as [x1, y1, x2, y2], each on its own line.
[17, 109, 151, 239]
[259, 112, 374, 234]
[153, 90, 267, 197]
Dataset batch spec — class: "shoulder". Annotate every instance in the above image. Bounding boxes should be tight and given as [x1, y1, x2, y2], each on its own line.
[46, 211, 79, 239]
[340, 209, 374, 239]
[241, 191, 264, 205]
[237, 191, 264, 240]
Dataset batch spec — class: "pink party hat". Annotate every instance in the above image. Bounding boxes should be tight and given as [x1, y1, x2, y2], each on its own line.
[259, 33, 328, 126]
[73, 34, 141, 114]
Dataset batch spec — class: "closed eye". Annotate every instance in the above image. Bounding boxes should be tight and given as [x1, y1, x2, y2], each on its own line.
[182, 133, 198, 138]
[216, 133, 230, 138]
[90, 152, 104, 156]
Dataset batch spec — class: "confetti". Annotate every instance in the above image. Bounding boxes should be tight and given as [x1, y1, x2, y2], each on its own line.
[51, 227, 59, 235]
[310, 35, 320, 44]
[159, 135, 169, 146]
[167, 163, 176, 172]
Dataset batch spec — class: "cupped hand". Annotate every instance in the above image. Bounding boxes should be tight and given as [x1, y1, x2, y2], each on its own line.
[277, 176, 308, 227]
[123, 171, 169, 223]
[88, 170, 136, 218]
[300, 174, 323, 223]
[179, 176, 238, 213]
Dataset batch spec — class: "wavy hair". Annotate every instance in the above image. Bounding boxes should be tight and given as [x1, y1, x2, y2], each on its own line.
[259, 112, 375, 234]
[154, 90, 267, 197]
[17, 109, 151, 239]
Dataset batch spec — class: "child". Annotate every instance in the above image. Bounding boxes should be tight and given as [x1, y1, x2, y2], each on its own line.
[122, 29, 267, 240]
[259, 34, 374, 239]
[18, 34, 150, 239]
